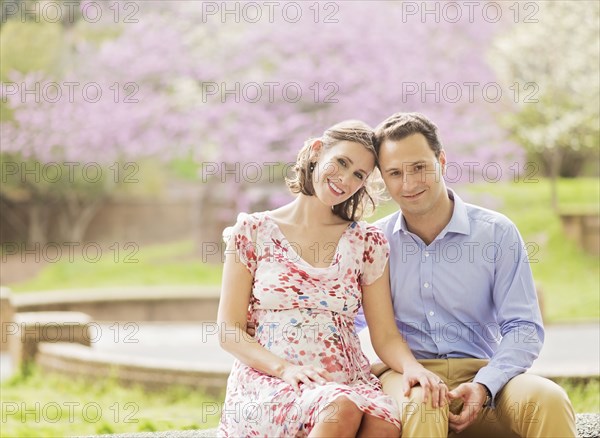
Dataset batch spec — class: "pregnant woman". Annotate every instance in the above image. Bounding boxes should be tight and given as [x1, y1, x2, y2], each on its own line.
[217, 120, 445, 437]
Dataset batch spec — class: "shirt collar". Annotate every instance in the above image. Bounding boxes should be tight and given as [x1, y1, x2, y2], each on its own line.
[392, 188, 471, 236]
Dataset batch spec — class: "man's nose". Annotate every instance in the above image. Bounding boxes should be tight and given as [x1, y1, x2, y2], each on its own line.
[402, 171, 420, 190]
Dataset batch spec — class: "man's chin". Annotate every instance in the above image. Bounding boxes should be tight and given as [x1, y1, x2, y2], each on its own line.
[397, 203, 426, 216]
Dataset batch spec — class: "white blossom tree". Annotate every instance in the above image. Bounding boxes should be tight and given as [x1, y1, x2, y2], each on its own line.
[491, 0, 600, 209]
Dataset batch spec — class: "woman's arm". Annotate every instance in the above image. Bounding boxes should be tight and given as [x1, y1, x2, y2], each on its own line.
[362, 262, 447, 407]
[217, 235, 331, 392]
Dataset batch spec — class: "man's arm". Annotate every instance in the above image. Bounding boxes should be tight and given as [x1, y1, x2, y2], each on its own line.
[472, 221, 545, 404]
[448, 221, 544, 433]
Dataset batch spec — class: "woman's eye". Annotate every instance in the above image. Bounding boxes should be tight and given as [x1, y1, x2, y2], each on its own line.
[354, 172, 364, 180]
[337, 158, 347, 167]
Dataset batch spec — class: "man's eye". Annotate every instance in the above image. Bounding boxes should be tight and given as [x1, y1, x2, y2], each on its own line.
[415, 165, 425, 171]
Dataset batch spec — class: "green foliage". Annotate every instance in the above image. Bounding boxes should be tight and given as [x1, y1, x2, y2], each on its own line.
[0, 20, 63, 81]
[491, 1, 600, 178]
[168, 153, 202, 181]
[0, 19, 63, 122]
[0, 365, 221, 437]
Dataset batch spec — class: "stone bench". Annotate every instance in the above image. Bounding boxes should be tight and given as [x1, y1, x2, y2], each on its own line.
[0, 287, 15, 352]
[35, 342, 228, 397]
[8, 311, 92, 368]
[560, 212, 600, 256]
[87, 413, 599, 437]
[12, 286, 221, 322]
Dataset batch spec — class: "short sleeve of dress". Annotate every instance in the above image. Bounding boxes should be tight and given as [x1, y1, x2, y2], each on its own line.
[361, 225, 390, 286]
[222, 212, 258, 276]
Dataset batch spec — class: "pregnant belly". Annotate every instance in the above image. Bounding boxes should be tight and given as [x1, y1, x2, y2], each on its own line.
[253, 308, 369, 382]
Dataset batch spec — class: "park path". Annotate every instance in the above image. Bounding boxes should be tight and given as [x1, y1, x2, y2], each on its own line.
[3, 322, 597, 381]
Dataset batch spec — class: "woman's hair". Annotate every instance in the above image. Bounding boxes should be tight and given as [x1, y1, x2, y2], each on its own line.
[285, 120, 384, 222]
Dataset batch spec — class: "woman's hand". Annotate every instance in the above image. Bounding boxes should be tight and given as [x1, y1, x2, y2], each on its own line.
[402, 362, 449, 408]
[278, 364, 333, 394]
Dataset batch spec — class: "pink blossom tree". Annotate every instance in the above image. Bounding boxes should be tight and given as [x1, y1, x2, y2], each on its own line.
[1, 1, 521, 246]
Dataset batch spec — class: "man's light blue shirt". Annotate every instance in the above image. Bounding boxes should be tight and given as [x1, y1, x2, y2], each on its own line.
[356, 189, 544, 402]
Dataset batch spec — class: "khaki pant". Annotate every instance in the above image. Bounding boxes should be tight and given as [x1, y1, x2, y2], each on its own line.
[375, 359, 576, 438]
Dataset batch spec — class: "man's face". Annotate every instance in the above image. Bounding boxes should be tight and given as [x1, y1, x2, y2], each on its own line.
[378, 133, 447, 218]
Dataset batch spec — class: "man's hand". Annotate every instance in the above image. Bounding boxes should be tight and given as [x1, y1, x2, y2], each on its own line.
[448, 382, 488, 433]
[402, 363, 448, 408]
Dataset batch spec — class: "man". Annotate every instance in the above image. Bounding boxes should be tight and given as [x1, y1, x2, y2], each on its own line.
[356, 112, 576, 437]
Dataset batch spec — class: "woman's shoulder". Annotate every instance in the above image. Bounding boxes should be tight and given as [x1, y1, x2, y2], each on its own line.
[233, 211, 268, 225]
[223, 211, 269, 242]
[352, 220, 387, 242]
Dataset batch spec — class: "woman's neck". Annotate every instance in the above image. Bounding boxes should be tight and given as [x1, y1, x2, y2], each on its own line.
[273, 195, 344, 226]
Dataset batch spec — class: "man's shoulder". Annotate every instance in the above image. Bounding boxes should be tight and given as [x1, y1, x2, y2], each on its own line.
[463, 200, 516, 233]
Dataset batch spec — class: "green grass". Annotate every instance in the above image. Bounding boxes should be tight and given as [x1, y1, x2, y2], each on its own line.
[0, 365, 223, 437]
[552, 378, 600, 414]
[0, 367, 596, 438]
[6, 240, 223, 293]
[370, 178, 599, 323]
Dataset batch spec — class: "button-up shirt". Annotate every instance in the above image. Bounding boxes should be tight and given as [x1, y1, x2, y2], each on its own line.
[356, 189, 544, 402]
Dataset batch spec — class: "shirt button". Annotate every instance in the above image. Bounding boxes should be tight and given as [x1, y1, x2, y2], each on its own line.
[424, 282, 430, 288]
[429, 311, 435, 316]
[424, 251, 430, 257]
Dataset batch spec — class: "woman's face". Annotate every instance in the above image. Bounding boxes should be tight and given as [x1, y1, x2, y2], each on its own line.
[311, 140, 376, 207]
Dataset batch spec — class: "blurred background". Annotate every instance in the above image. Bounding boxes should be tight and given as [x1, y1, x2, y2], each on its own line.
[0, 1, 598, 436]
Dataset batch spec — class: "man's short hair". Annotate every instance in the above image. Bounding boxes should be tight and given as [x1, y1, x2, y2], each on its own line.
[374, 112, 443, 158]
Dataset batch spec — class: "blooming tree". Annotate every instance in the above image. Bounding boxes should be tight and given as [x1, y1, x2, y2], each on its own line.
[1, 1, 524, 246]
[491, 0, 600, 208]
[1, 2, 204, 243]
[194, 2, 522, 201]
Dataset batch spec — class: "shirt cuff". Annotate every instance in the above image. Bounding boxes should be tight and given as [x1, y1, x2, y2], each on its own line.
[473, 365, 508, 408]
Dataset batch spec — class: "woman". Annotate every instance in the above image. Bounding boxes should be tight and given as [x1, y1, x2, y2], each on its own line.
[217, 120, 446, 437]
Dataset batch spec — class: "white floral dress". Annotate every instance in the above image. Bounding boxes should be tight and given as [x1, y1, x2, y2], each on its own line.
[218, 211, 400, 437]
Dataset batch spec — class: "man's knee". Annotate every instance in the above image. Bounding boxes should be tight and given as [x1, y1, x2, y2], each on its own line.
[529, 378, 574, 418]
[380, 370, 449, 437]
[498, 374, 575, 433]
[398, 386, 448, 427]
[502, 375, 573, 411]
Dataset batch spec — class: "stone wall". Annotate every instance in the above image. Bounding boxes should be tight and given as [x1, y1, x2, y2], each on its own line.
[12, 286, 220, 322]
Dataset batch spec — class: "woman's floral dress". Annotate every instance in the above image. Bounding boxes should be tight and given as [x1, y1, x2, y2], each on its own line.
[218, 211, 401, 437]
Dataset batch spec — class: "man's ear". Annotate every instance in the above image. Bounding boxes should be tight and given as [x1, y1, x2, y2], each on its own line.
[309, 139, 323, 161]
[438, 149, 447, 175]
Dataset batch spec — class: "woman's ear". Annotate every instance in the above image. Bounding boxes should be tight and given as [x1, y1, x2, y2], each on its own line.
[309, 139, 323, 161]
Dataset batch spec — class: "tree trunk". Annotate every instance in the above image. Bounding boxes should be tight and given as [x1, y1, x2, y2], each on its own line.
[56, 195, 106, 243]
[0, 196, 27, 242]
[27, 202, 49, 246]
[549, 147, 562, 212]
